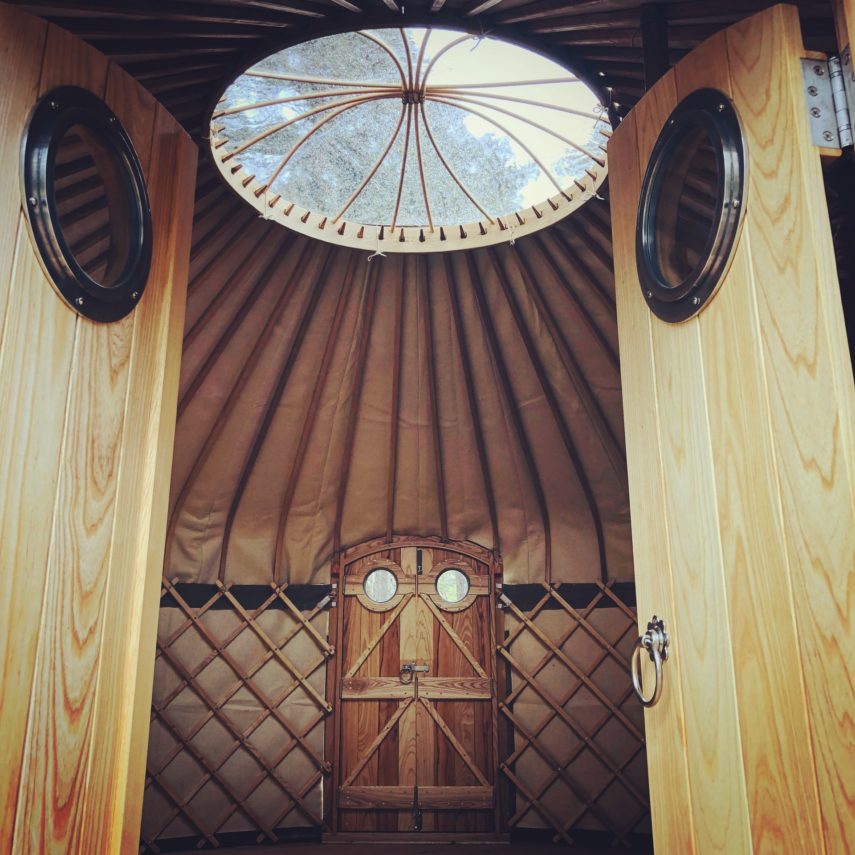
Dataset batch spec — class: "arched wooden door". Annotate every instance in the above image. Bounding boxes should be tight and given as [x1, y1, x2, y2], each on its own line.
[328, 541, 503, 841]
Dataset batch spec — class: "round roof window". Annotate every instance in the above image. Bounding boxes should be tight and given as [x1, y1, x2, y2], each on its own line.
[210, 27, 610, 253]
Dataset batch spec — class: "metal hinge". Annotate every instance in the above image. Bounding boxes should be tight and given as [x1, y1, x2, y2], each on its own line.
[802, 47, 854, 149]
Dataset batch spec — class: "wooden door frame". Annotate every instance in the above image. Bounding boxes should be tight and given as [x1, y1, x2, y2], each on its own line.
[324, 536, 505, 841]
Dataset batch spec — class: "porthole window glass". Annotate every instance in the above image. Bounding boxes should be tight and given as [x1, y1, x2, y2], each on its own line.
[435, 568, 469, 604]
[636, 88, 745, 323]
[23, 86, 152, 323]
[54, 123, 134, 289]
[652, 124, 720, 288]
[363, 567, 398, 603]
[210, 27, 610, 252]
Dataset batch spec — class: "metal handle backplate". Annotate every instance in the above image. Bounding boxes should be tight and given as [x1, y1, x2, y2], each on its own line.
[631, 615, 669, 708]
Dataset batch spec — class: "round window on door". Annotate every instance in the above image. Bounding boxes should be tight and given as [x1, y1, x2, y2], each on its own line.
[435, 568, 470, 604]
[22, 86, 153, 322]
[636, 88, 746, 323]
[363, 567, 398, 604]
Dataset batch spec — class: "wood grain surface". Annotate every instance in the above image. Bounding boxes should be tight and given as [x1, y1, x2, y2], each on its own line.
[334, 544, 498, 836]
[0, 6, 197, 854]
[610, 5, 854, 854]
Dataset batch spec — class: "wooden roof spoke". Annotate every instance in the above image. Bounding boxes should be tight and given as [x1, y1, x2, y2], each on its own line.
[430, 92, 606, 166]
[245, 71, 400, 88]
[263, 96, 384, 191]
[426, 86, 599, 119]
[427, 96, 566, 195]
[356, 29, 407, 86]
[221, 93, 391, 161]
[332, 103, 406, 224]
[419, 102, 494, 223]
[389, 103, 413, 232]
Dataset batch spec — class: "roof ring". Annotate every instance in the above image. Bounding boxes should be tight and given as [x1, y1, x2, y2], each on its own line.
[210, 27, 611, 253]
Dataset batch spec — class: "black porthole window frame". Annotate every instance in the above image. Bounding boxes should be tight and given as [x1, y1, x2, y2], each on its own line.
[22, 86, 152, 323]
[636, 87, 746, 323]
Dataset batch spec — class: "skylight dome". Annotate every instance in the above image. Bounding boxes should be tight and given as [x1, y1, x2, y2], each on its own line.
[211, 27, 610, 252]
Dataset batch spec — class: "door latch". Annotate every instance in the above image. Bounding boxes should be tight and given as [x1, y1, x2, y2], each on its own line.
[801, 47, 854, 149]
[399, 662, 429, 683]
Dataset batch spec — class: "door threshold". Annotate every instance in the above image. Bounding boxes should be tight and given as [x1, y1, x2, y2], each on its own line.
[323, 832, 510, 844]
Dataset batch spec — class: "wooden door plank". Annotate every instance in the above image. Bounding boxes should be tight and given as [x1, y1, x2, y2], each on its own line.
[0, 215, 80, 854]
[0, 8, 46, 350]
[341, 579, 384, 832]
[10, 24, 117, 853]
[423, 597, 487, 677]
[0, 14, 76, 849]
[342, 699, 414, 788]
[613, 47, 752, 854]
[74, 63, 166, 855]
[340, 786, 414, 809]
[418, 678, 493, 699]
[341, 677, 414, 699]
[410, 548, 436, 831]
[418, 698, 489, 786]
[396, 549, 418, 831]
[832, 0, 855, 51]
[674, 19, 825, 854]
[418, 786, 493, 810]
[647, 218, 752, 854]
[344, 594, 412, 678]
[725, 9, 855, 851]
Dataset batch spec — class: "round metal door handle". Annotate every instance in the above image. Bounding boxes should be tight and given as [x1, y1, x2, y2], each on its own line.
[631, 616, 669, 708]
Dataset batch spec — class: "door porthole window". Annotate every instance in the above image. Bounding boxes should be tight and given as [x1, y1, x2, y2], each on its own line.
[636, 87, 746, 323]
[435, 567, 469, 604]
[22, 86, 153, 322]
[363, 567, 398, 603]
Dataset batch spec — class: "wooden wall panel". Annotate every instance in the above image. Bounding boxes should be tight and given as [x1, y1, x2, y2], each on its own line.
[0, 6, 197, 854]
[611, 6, 854, 854]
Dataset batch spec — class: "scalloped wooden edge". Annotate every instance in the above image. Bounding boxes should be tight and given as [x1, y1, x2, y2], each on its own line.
[210, 130, 609, 254]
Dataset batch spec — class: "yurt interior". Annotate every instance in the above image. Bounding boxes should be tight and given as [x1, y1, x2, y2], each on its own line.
[0, 0, 853, 853]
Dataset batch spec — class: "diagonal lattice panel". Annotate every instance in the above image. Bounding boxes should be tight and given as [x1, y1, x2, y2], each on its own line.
[141, 580, 334, 852]
[498, 581, 650, 846]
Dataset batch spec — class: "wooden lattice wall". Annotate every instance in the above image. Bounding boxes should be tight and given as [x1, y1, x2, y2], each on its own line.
[497, 581, 650, 845]
[141, 580, 333, 851]
[141, 579, 648, 850]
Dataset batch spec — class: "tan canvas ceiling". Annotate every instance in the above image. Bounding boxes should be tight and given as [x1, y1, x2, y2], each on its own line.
[13, 0, 833, 588]
[165, 162, 629, 585]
